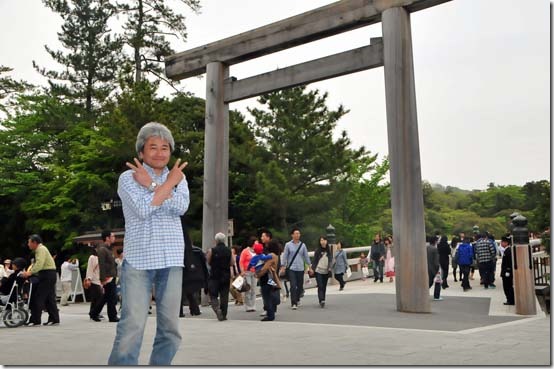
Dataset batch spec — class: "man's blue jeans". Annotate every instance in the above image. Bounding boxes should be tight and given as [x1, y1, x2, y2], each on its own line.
[108, 260, 183, 365]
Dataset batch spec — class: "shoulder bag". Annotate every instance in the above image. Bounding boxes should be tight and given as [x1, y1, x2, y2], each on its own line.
[282, 242, 304, 277]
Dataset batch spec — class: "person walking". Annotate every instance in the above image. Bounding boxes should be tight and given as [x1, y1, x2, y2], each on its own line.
[280, 228, 312, 310]
[370, 234, 385, 283]
[108, 122, 190, 365]
[450, 236, 460, 282]
[207, 232, 234, 321]
[437, 235, 451, 289]
[239, 237, 258, 312]
[427, 236, 442, 301]
[384, 236, 395, 283]
[256, 240, 283, 321]
[229, 245, 244, 306]
[180, 223, 208, 317]
[94, 230, 119, 322]
[59, 256, 79, 306]
[473, 233, 497, 289]
[22, 234, 60, 326]
[455, 236, 474, 291]
[311, 236, 332, 308]
[85, 247, 104, 321]
[332, 241, 348, 291]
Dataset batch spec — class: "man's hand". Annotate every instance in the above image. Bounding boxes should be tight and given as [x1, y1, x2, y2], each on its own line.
[166, 158, 188, 187]
[126, 158, 152, 188]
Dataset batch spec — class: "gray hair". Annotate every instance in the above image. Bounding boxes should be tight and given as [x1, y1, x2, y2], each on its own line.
[136, 122, 175, 154]
[214, 232, 227, 244]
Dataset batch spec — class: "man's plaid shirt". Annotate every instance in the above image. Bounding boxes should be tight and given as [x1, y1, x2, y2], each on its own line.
[473, 238, 496, 263]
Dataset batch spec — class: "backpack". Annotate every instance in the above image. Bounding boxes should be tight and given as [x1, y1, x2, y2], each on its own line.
[456, 244, 473, 266]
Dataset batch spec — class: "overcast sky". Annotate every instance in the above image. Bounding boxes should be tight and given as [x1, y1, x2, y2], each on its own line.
[0, 0, 550, 190]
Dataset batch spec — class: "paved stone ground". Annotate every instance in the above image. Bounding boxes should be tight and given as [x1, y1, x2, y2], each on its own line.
[0, 265, 550, 366]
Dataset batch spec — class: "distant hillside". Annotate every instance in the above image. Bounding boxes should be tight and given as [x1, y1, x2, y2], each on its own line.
[430, 183, 473, 194]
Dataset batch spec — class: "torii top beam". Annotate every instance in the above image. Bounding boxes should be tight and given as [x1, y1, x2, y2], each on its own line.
[165, 0, 451, 81]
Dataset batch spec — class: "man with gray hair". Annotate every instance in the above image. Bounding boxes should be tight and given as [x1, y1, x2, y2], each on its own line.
[206, 232, 234, 321]
[108, 122, 190, 365]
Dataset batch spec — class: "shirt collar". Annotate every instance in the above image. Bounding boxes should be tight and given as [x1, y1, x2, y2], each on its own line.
[142, 162, 169, 179]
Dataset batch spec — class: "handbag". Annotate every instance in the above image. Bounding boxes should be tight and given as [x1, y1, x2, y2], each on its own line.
[83, 278, 91, 289]
[232, 275, 245, 290]
[345, 266, 352, 279]
[239, 279, 251, 293]
[283, 242, 304, 277]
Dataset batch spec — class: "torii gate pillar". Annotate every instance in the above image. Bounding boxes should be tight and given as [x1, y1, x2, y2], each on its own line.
[201, 62, 230, 251]
[382, 6, 430, 313]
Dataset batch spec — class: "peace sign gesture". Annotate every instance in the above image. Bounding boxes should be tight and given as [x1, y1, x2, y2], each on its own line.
[166, 158, 188, 187]
[126, 158, 153, 188]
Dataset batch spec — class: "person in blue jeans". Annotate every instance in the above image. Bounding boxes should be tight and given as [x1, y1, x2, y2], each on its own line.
[108, 122, 190, 365]
[279, 228, 312, 310]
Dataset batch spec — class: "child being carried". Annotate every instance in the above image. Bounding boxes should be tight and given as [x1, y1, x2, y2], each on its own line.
[247, 242, 277, 287]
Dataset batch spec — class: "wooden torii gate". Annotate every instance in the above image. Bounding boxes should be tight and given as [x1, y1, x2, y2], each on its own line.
[165, 0, 452, 313]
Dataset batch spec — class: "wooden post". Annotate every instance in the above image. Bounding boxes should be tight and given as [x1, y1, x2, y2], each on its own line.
[382, 6, 430, 313]
[202, 62, 230, 252]
[513, 244, 537, 315]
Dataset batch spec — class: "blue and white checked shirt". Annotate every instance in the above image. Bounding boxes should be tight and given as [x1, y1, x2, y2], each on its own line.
[118, 163, 190, 270]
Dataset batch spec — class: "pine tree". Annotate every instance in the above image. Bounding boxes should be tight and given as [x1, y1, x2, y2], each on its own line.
[34, 0, 124, 113]
[116, 0, 200, 84]
[248, 86, 369, 233]
[0, 66, 33, 117]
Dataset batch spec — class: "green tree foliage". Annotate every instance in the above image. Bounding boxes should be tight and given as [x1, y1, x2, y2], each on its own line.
[0, 66, 33, 117]
[35, 0, 124, 113]
[115, 0, 200, 84]
[330, 156, 390, 246]
[0, 93, 113, 257]
[247, 86, 370, 239]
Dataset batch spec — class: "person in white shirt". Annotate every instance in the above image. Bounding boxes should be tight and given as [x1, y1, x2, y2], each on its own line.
[60, 257, 79, 306]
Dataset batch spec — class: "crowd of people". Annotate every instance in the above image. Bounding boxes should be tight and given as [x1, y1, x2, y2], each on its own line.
[0, 121, 530, 366]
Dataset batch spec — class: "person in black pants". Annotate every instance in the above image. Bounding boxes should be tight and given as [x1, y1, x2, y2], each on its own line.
[500, 236, 515, 305]
[180, 223, 208, 317]
[370, 234, 385, 283]
[92, 230, 119, 322]
[23, 234, 60, 326]
[437, 235, 451, 289]
[207, 232, 233, 321]
[311, 237, 332, 308]
[256, 240, 283, 321]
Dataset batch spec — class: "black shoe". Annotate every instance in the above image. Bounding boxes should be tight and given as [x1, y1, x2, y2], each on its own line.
[109, 318, 120, 322]
[90, 316, 101, 322]
[320, 301, 325, 308]
[179, 313, 185, 318]
[503, 302, 515, 306]
[261, 317, 274, 321]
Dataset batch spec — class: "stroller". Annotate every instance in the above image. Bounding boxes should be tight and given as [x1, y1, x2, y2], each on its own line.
[0, 271, 32, 328]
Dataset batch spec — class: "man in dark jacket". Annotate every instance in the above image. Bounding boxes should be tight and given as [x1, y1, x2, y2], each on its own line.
[500, 236, 515, 305]
[93, 229, 119, 322]
[370, 234, 386, 283]
[180, 225, 208, 317]
[207, 232, 234, 321]
[427, 236, 441, 300]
